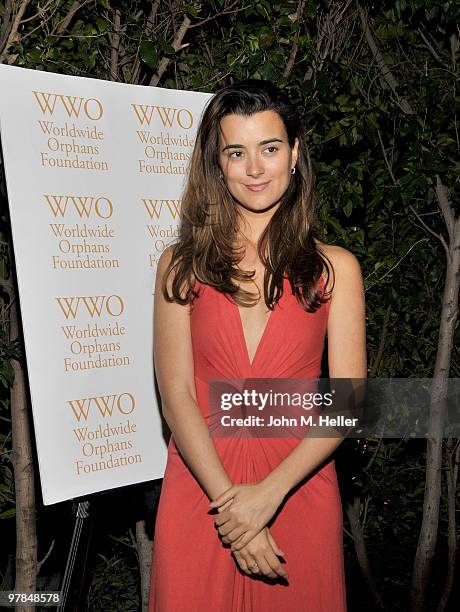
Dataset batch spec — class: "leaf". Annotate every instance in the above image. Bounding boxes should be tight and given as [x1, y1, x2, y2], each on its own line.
[0, 360, 15, 388]
[0, 508, 15, 520]
[259, 27, 275, 49]
[184, 4, 198, 18]
[343, 201, 353, 217]
[255, 62, 274, 80]
[139, 41, 158, 69]
[96, 18, 108, 33]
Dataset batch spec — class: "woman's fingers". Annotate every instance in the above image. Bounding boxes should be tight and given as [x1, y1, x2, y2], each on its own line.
[264, 550, 289, 579]
[220, 526, 245, 543]
[263, 529, 288, 578]
[236, 550, 278, 579]
[212, 499, 233, 524]
[208, 485, 237, 508]
[214, 514, 231, 528]
[246, 559, 261, 575]
[266, 529, 286, 557]
[234, 551, 260, 575]
[231, 528, 288, 580]
[230, 528, 259, 551]
[218, 499, 233, 512]
[216, 518, 238, 536]
[216, 520, 261, 546]
[253, 556, 277, 579]
[232, 551, 249, 574]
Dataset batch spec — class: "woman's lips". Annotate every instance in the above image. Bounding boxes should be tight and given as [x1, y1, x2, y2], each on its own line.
[245, 181, 270, 192]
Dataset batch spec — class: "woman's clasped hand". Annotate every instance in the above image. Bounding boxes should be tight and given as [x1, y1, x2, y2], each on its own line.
[209, 483, 289, 580]
[232, 527, 289, 581]
[209, 481, 286, 551]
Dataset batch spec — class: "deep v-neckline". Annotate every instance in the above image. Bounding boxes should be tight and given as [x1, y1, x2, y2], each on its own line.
[234, 301, 276, 368]
[230, 276, 286, 367]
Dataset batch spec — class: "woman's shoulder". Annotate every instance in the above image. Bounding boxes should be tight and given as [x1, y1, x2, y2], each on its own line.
[314, 238, 361, 267]
[156, 244, 179, 295]
[158, 244, 175, 270]
[314, 239, 363, 293]
[156, 244, 199, 300]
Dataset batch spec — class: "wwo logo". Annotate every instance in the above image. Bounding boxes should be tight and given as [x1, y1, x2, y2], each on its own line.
[131, 104, 193, 128]
[142, 198, 180, 221]
[44, 194, 113, 219]
[32, 91, 104, 120]
[68, 392, 135, 421]
[56, 295, 124, 319]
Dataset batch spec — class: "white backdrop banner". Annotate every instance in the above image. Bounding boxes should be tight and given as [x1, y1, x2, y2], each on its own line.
[0, 64, 211, 505]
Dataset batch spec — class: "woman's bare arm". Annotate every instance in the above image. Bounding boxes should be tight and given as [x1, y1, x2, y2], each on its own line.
[154, 246, 232, 500]
[260, 245, 367, 497]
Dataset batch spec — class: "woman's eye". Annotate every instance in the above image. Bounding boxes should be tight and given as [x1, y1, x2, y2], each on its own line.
[229, 151, 243, 158]
[265, 146, 278, 154]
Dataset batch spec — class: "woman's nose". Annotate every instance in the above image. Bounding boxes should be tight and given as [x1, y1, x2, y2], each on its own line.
[246, 154, 264, 177]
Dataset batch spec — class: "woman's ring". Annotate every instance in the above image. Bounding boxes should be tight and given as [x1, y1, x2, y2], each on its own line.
[249, 562, 258, 569]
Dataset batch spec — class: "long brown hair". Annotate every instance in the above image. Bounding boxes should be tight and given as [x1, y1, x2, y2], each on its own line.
[162, 79, 334, 312]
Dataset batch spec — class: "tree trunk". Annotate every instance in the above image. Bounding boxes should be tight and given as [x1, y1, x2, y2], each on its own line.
[436, 438, 460, 611]
[346, 496, 386, 610]
[135, 519, 152, 611]
[410, 210, 460, 611]
[9, 282, 37, 612]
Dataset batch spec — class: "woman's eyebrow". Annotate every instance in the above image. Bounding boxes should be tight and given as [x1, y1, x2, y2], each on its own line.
[221, 138, 283, 152]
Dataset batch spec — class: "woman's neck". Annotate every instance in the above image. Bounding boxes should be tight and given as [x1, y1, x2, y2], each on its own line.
[236, 203, 278, 246]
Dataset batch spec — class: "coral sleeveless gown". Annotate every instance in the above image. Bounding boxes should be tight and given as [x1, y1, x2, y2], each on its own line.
[149, 276, 347, 611]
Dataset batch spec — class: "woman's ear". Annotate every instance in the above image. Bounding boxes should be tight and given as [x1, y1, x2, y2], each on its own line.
[292, 137, 300, 167]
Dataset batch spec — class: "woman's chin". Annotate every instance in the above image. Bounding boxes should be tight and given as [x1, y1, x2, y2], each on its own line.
[235, 196, 283, 214]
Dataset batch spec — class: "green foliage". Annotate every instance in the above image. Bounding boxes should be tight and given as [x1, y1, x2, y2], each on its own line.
[0, 0, 459, 609]
[0, 463, 14, 519]
[87, 534, 139, 611]
[0, 386, 15, 526]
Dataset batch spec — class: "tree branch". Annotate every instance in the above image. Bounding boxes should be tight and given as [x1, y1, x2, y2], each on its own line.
[51, 1, 87, 37]
[0, 0, 30, 63]
[0, 276, 15, 297]
[283, 0, 305, 78]
[356, 2, 413, 114]
[369, 303, 391, 377]
[434, 175, 455, 244]
[146, 0, 161, 34]
[0, 0, 14, 53]
[437, 438, 460, 611]
[37, 540, 55, 574]
[409, 205, 449, 258]
[188, 2, 250, 31]
[304, 1, 354, 84]
[377, 127, 397, 186]
[149, 15, 191, 87]
[131, 0, 161, 84]
[417, 27, 442, 63]
[110, 8, 121, 81]
[345, 496, 385, 610]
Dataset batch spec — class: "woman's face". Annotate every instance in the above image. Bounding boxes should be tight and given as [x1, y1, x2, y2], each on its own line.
[218, 110, 299, 214]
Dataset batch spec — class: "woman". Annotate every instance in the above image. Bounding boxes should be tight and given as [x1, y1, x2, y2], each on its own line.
[149, 80, 366, 611]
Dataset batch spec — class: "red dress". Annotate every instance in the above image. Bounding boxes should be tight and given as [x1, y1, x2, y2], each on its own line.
[149, 276, 347, 611]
